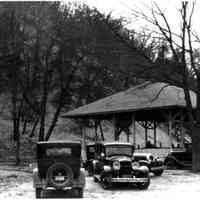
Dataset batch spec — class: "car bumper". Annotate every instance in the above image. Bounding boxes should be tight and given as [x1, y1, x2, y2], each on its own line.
[150, 166, 164, 171]
[111, 177, 149, 183]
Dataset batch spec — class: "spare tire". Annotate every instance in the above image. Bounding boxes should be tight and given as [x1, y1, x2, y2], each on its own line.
[47, 162, 73, 189]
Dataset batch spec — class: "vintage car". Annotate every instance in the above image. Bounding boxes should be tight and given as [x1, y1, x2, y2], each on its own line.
[33, 141, 85, 198]
[92, 142, 150, 189]
[164, 145, 192, 169]
[133, 153, 164, 176]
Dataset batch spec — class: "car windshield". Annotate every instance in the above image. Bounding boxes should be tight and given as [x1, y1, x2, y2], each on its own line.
[105, 145, 133, 157]
[134, 156, 148, 161]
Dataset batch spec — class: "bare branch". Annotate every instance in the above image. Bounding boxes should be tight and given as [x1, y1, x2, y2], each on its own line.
[152, 3, 179, 62]
[186, 2, 199, 76]
[150, 84, 169, 102]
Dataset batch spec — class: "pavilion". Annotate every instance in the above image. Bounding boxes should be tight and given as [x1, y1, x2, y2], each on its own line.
[63, 81, 196, 149]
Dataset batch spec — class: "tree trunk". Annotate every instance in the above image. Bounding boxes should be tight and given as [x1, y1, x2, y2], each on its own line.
[192, 76, 200, 171]
[45, 102, 62, 141]
[38, 70, 48, 141]
[192, 123, 200, 171]
[11, 65, 21, 165]
[29, 117, 39, 138]
[16, 132, 20, 165]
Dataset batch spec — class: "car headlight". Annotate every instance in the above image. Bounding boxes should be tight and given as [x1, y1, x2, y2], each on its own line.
[113, 161, 120, 170]
[132, 161, 140, 169]
[103, 165, 112, 172]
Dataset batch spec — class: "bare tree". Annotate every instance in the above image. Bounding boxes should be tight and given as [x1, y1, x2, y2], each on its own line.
[127, 1, 200, 171]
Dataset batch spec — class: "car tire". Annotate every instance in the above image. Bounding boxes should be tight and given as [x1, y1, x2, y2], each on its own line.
[47, 162, 73, 189]
[154, 169, 164, 176]
[78, 188, 84, 198]
[87, 165, 93, 176]
[100, 173, 112, 190]
[137, 175, 150, 190]
[73, 188, 83, 198]
[35, 188, 42, 198]
[165, 159, 177, 169]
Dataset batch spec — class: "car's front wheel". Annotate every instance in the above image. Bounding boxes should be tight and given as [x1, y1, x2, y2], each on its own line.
[35, 188, 42, 198]
[154, 169, 164, 176]
[165, 158, 177, 169]
[100, 173, 112, 189]
[137, 175, 150, 190]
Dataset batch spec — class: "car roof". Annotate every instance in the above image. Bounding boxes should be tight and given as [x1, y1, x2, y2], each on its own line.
[86, 141, 134, 146]
[133, 152, 152, 157]
[87, 141, 133, 145]
[37, 140, 81, 145]
[170, 148, 187, 153]
[104, 142, 133, 146]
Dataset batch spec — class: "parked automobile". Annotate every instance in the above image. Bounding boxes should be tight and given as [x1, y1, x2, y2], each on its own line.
[33, 141, 85, 198]
[164, 144, 192, 169]
[133, 153, 164, 176]
[91, 142, 150, 190]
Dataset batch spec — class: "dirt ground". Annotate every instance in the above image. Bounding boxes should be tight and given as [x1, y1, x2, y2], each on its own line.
[0, 166, 200, 200]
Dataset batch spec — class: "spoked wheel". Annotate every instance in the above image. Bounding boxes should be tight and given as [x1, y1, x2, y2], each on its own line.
[47, 162, 73, 189]
[35, 188, 42, 198]
[137, 175, 150, 190]
[100, 174, 112, 190]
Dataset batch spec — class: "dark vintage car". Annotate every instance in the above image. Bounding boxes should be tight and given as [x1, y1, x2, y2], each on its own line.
[91, 142, 150, 189]
[164, 145, 192, 169]
[33, 141, 85, 198]
[133, 153, 164, 176]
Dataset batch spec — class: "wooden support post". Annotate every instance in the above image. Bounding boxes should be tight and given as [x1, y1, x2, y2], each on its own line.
[113, 116, 118, 141]
[127, 132, 130, 142]
[81, 124, 86, 162]
[132, 115, 136, 147]
[99, 120, 104, 141]
[168, 113, 173, 149]
[154, 121, 157, 147]
[94, 120, 98, 142]
[145, 122, 148, 147]
[180, 112, 184, 148]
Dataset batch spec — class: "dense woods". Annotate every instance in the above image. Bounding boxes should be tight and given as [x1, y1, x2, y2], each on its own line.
[0, 2, 154, 164]
[1, 1, 200, 171]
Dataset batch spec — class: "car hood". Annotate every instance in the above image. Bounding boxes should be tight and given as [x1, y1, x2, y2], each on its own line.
[107, 155, 132, 162]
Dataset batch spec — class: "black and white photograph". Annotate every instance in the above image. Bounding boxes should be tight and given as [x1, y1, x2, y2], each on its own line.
[0, 0, 200, 199]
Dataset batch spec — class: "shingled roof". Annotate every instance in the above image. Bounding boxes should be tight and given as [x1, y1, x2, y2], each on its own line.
[63, 82, 196, 119]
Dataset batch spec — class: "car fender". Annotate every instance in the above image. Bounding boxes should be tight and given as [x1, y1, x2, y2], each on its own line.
[164, 155, 182, 166]
[139, 160, 150, 167]
[138, 165, 149, 173]
[79, 168, 86, 186]
[33, 168, 42, 188]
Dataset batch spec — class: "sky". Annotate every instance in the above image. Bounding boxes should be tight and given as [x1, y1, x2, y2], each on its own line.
[63, 0, 200, 45]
